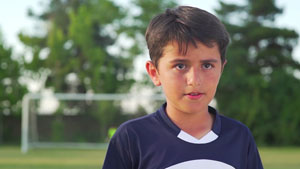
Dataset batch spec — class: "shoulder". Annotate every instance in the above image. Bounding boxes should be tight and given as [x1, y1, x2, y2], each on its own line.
[121, 112, 158, 129]
[217, 114, 263, 168]
[219, 114, 253, 138]
[112, 112, 159, 139]
[219, 114, 247, 127]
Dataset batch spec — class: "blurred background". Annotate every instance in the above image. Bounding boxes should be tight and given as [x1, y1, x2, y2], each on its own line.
[0, 0, 300, 168]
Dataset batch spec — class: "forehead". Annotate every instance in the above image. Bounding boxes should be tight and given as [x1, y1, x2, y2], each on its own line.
[162, 41, 220, 59]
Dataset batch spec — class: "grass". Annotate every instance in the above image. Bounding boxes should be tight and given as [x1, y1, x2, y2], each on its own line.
[260, 147, 300, 169]
[0, 146, 106, 169]
[0, 146, 300, 169]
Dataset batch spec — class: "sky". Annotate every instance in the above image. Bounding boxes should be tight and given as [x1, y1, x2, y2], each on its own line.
[0, 0, 299, 61]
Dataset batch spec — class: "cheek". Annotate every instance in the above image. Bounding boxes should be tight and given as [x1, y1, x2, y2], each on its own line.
[161, 70, 184, 81]
[159, 72, 185, 90]
[206, 72, 222, 86]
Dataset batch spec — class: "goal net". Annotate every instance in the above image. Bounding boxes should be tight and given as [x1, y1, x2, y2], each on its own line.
[21, 93, 165, 153]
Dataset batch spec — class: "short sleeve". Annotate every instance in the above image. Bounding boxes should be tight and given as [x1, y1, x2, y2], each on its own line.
[246, 131, 264, 169]
[102, 126, 133, 169]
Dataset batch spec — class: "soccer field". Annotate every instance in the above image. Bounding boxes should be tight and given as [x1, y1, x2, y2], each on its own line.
[0, 146, 299, 169]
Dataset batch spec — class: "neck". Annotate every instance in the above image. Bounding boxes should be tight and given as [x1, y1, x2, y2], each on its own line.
[166, 104, 214, 139]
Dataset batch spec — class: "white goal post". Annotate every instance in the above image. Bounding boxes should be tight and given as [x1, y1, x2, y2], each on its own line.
[21, 93, 165, 153]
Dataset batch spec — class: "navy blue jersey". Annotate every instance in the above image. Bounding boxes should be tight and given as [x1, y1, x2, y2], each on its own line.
[103, 103, 263, 169]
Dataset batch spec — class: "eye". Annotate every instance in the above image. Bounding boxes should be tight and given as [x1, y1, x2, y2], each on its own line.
[202, 63, 213, 69]
[175, 63, 186, 70]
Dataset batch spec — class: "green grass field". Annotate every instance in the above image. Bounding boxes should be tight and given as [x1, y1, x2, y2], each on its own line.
[0, 146, 300, 169]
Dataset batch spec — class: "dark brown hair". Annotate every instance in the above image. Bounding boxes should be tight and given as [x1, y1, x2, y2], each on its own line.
[145, 6, 230, 67]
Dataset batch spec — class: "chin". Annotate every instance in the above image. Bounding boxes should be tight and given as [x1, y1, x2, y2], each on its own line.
[182, 104, 208, 114]
[186, 102, 208, 112]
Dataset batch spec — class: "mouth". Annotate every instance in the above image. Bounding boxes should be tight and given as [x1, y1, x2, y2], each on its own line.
[189, 92, 201, 96]
[185, 92, 204, 99]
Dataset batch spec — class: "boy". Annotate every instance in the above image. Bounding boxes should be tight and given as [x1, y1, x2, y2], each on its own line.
[103, 6, 263, 169]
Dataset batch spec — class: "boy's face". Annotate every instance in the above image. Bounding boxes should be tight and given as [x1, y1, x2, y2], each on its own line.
[146, 41, 225, 115]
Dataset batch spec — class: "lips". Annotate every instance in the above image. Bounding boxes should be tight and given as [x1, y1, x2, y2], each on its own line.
[185, 92, 204, 99]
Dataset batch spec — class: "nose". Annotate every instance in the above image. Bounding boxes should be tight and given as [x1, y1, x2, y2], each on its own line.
[186, 67, 202, 86]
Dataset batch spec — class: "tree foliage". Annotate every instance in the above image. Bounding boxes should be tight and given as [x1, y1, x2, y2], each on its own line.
[19, 0, 177, 141]
[0, 31, 27, 143]
[215, 0, 300, 145]
[19, 0, 178, 93]
[20, 0, 134, 93]
[0, 33, 27, 115]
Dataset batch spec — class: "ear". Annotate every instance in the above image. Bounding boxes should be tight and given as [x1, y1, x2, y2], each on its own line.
[221, 59, 227, 73]
[145, 61, 161, 86]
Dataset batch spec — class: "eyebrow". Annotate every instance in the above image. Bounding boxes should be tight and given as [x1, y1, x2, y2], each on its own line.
[200, 59, 219, 63]
[169, 59, 189, 64]
[169, 58, 219, 64]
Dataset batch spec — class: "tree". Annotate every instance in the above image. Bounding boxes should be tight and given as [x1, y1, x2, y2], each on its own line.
[20, 0, 134, 94]
[19, 0, 178, 141]
[0, 31, 27, 143]
[118, 0, 177, 85]
[215, 0, 300, 145]
[19, 0, 134, 141]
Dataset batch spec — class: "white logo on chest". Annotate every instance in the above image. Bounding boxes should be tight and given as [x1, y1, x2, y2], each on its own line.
[166, 159, 235, 169]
